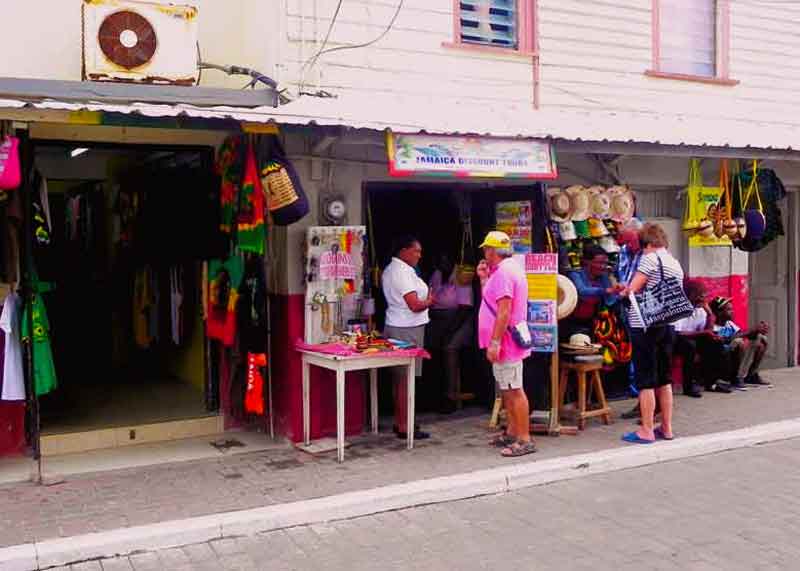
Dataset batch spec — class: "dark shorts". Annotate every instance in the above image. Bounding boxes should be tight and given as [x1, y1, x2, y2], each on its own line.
[631, 326, 674, 390]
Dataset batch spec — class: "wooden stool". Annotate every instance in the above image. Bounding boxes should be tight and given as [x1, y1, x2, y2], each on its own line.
[558, 361, 612, 430]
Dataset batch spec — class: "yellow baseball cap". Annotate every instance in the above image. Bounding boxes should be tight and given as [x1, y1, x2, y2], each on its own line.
[479, 231, 512, 249]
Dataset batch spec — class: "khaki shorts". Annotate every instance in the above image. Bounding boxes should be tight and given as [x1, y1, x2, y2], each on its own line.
[492, 360, 524, 391]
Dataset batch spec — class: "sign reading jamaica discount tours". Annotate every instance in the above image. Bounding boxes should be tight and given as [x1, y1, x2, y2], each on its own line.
[387, 133, 558, 179]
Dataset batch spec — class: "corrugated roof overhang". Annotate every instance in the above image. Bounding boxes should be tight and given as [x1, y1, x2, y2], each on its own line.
[2, 93, 800, 160]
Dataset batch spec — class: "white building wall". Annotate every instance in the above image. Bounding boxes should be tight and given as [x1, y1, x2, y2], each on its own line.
[284, 0, 800, 131]
[0, 0, 281, 90]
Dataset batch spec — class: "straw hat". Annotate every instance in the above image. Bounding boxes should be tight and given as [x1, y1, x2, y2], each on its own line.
[566, 185, 591, 222]
[560, 333, 601, 353]
[558, 221, 577, 241]
[608, 186, 635, 224]
[547, 187, 573, 223]
[588, 186, 611, 219]
[556, 274, 578, 320]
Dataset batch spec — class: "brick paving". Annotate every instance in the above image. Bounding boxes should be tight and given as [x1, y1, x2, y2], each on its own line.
[69, 437, 800, 571]
[1, 368, 798, 550]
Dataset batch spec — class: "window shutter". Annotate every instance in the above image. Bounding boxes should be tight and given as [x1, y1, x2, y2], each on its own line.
[460, 0, 518, 49]
[659, 0, 717, 77]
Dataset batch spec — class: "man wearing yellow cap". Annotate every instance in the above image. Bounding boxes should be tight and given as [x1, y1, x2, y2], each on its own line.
[477, 231, 536, 457]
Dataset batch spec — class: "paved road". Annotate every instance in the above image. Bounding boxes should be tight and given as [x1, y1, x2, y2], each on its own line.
[57, 437, 800, 571]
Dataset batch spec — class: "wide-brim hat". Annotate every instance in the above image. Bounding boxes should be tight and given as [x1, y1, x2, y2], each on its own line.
[560, 333, 601, 353]
[608, 185, 635, 223]
[588, 186, 611, 219]
[556, 274, 578, 320]
[696, 219, 715, 237]
[547, 187, 573, 223]
[566, 185, 591, 222]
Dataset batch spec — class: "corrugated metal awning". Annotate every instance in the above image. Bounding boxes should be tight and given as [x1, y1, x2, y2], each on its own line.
[2, 94, 799, 155]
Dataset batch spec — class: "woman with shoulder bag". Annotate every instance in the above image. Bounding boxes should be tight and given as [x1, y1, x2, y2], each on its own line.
[619, 223, 688, 444]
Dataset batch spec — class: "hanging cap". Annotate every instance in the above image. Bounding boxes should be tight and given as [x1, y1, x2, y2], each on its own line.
[479, 231, 512, 249]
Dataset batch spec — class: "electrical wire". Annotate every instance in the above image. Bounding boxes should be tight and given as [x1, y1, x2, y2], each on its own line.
[310, 0, 404, 60]
[299, 0, 345, 89]
[299, 0, 405, 95]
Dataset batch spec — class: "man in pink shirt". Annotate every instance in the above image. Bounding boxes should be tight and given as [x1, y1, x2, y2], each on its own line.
[477, 231, 535, 457]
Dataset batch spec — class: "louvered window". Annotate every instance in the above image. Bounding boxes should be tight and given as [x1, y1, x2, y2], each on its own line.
[658, 0, 717, 77]
[459, 0, 518, 49]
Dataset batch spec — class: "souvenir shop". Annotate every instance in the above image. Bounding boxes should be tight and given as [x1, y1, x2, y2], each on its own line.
[0, 119, 302, 459]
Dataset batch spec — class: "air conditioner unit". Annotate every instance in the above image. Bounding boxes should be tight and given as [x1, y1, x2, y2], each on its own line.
[82, 0, 199, 86]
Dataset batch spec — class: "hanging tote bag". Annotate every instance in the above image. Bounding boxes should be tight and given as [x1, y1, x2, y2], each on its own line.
[0, 124, 21, 191]
[632, 254, 694, 328]
[682, 159, 704, 235]
[257, 135, 310, 226]
[685, 159, 730, 247]
[742, 160, 766, 242]
[455, 223, 475, 286]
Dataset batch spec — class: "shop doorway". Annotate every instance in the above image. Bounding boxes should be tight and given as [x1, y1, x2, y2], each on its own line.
[365, 182, 549, 413]
[30, 142, 225, 449]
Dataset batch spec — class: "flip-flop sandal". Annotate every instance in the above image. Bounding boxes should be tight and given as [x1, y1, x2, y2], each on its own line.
[489, 434, 516, 448]
[621, 431, 655, 444]
[654, 427, 675, 441]
[501, 440, 537, 457]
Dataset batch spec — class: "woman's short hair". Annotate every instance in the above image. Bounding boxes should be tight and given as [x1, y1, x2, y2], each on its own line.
[392, 235, 420, 257]
[639, 222, 669, 249]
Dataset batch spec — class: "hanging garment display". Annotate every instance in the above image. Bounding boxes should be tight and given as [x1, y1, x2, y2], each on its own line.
[207, 256, 244, 347]
[0, 294, 24, 401]
[133, 267, 157, 348]
[244, 352, 266, 415]
[216, 135, 244, 236]
[238, 256, 268, 352]
[31, 171, 52, 246]
[0, 130, 21, 191]
[236, 143, 266, 255]
[21, 284, 57, 397]
[170, 266, 184, 346]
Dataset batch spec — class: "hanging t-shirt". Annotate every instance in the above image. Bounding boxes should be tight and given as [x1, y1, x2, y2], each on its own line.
[21, 291, 57, 396]
[207, 256, 244, 347]
[216, 136, 243, 236]
[236, 143, 266, 255]
[0, 294, 25, 401]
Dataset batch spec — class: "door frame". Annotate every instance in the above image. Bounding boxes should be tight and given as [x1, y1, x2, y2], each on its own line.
[788, 190, 799, 367]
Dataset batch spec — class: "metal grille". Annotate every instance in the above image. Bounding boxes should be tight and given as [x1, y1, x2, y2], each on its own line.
[460, 0, 518, 49]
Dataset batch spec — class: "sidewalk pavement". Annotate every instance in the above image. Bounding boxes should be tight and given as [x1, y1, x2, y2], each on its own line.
[1, 368, 797, 553]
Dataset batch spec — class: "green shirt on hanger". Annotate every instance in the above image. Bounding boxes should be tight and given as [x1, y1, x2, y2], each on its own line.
[21, 289, 57, 396]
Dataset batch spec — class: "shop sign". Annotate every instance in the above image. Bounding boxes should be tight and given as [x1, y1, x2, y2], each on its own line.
[319, 251, 359, 280]
[522, 253, 558, 353]
[387, 133, 557, 179]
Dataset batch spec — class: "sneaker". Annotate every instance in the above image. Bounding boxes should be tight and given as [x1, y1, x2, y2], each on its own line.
[745, 373, 771, 386]
[708, 382, 733, 394]
[684, 383, 703, 398]
[731, 378, 749, 391]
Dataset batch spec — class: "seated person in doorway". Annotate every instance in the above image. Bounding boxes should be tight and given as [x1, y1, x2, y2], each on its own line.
[563, 244, 623, 341]
[709, 296, 771, 391]
[672, 280, 723, 397]
[427, 254, 474, 414]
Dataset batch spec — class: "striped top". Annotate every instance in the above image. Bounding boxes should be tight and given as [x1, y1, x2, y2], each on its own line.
[627, 249, 685, 329]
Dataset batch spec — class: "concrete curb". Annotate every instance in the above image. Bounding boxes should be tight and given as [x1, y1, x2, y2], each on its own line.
[4, 418, 800, 570]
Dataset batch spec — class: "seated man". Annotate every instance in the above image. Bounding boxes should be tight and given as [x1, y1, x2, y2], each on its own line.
[709, 296, 771, 391]
[672, 280, 718, 397]
[564, 244, 622, 341]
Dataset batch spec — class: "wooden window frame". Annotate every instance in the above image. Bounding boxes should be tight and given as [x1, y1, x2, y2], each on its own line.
[442, 0, 538, 59]
[647, 0, 738, 86]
